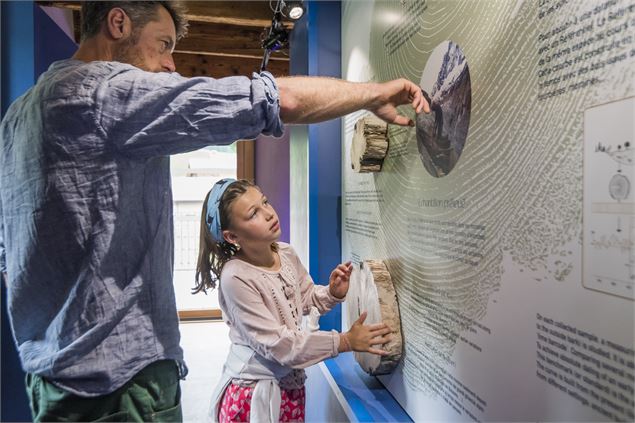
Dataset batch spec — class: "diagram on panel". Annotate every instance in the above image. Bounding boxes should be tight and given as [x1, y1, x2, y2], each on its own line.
[583, 97, 635, 300]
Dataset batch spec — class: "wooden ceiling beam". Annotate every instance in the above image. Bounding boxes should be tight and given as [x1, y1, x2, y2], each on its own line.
[37, 1, 293, 28]
[174, 20, 289, 58]
[174, 50, 288, 62]
[36, 1, 80, 11]
[174, 52, 288, 79]
[37, 0, 293, 78]
[185, 1, 293, 28]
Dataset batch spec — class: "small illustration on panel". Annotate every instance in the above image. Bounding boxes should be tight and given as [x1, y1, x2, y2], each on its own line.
[583, 97, 634, 300]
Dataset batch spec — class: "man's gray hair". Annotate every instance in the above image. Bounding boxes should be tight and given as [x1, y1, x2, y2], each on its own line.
[81, 1, 188, 41]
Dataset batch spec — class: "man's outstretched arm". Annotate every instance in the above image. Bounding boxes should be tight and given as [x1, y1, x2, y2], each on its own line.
[277, 76, 430, 126]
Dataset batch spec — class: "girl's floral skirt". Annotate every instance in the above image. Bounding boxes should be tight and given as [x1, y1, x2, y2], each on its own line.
[218, 382, 305, 422]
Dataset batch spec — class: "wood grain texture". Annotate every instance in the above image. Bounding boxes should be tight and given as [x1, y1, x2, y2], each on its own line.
[174, 52, 288, 78]
[351, 116, 389, 173]
[347, 260, 403, 375]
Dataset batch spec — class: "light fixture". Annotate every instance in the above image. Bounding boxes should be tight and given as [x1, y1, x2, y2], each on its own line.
[282, 0, 304, 20]
[260, 0, 304, 71]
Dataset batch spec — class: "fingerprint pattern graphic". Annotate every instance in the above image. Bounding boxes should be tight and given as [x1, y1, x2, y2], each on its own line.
[342, 0, 635, 399]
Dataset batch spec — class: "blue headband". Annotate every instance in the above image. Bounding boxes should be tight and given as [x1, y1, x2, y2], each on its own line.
[205, 178, 237, 243]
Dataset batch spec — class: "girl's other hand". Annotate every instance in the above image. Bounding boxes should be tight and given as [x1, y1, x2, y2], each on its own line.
[340, 311, 392, 355]
[329, 261, 352, 299]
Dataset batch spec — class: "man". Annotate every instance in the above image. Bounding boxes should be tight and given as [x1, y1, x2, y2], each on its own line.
[0, 1, 429, 421]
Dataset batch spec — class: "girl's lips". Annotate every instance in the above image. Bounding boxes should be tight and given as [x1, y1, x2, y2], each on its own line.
[270, 220, 280, 231]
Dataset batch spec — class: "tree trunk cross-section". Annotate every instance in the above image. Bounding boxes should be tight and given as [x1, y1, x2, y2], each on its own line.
[346, 260, 403, 375]
[351, 116, 389, 173]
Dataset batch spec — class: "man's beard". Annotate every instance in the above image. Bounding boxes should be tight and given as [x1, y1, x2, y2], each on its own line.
[113, 34, 147, 71]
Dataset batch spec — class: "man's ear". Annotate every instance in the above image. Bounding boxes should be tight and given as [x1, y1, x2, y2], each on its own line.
[106, 7, 131, 40]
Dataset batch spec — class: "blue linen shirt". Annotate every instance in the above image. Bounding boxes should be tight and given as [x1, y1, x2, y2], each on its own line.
[0, 59, 284, 396]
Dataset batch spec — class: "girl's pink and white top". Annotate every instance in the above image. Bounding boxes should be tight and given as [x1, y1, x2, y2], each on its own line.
[219, 242, 344, 373]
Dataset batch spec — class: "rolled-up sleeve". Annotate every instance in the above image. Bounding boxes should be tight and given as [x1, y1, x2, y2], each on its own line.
[97, 68, 284, 158]
[222, 274, 339, 369]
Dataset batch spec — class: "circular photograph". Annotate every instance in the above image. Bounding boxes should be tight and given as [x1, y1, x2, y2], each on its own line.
[416, 41, 471, 177]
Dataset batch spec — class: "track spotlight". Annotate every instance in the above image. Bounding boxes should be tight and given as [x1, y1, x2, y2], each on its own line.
[261, 0, 304, 71]
[281, 0, 304, 20]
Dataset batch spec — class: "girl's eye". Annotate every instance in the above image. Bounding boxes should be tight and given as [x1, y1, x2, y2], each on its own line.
[263, 198, 269, 205]
[160, 40, 169, 52]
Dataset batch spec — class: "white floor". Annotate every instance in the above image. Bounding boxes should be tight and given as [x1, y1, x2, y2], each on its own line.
[179, 321, 231, 422]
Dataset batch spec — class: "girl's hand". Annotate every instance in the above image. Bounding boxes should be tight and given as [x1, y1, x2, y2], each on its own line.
[329, 261, 353, 299]
[340, 311, 392, 355]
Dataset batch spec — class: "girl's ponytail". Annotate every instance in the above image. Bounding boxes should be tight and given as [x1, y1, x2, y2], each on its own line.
[193, 179, 254, 293]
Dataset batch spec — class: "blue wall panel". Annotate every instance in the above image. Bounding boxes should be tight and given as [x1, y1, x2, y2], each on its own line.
[1, 3, 35, 419]
[34, 6, 78, 78]
[293, 3, 411, 421]
[1, 3, 77, 420]
[305, 1, 343, 332]
[1, 2, 34, 116]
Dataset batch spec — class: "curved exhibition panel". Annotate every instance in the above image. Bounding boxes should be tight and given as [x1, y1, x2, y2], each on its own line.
[341, 1, 634, 421]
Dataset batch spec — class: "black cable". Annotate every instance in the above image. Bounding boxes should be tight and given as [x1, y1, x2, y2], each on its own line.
[260, 3, 288, 72]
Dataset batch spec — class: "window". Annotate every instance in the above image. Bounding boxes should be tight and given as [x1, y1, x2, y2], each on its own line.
[171, 142, 253, 320]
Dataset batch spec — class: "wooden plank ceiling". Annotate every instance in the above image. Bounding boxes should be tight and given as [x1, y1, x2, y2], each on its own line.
[38, 1, 291, 78]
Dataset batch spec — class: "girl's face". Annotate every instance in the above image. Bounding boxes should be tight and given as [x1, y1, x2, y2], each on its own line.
[224, 187, 281, 247]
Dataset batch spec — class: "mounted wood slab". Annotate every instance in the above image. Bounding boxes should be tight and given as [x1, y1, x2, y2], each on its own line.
[346, 260, 403, 375]
[351, 116, 389, 173]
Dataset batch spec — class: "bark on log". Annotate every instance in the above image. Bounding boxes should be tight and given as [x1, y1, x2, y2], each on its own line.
[346, 260, 403, 375]
[351, 116, 389, 173]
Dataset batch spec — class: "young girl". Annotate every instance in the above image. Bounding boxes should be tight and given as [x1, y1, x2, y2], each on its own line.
[195, 178, 392, 423]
